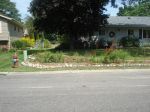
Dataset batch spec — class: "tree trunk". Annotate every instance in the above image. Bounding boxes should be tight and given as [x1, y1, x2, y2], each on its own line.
[69, 33, 77, 50]
[70, 36, 75, 50]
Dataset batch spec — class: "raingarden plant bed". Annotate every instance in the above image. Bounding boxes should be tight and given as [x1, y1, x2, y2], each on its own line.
[0, 48, 150, 72]
[26, 48, 150, 64]
[20, 48, 150, 69]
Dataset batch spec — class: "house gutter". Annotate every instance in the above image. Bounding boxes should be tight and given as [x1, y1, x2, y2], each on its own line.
[0, 14, 23, 28]
[105, 24, 150, 28]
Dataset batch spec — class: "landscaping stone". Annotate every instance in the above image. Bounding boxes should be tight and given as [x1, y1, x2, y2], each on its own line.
[21, 60, 150, 69]
[21, 55, 150, 69]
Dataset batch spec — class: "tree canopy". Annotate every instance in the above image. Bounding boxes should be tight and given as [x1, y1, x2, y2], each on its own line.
[24, 15, 35, 37]
[29, 0, 135, 49]
[0, 0, 21, 21]
[30, 0, 110, 36]
[118, 0, 150, 16]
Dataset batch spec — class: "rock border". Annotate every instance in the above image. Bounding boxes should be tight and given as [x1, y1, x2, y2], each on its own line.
[22, 55, 150, 69]
[21, 61, 150, 69]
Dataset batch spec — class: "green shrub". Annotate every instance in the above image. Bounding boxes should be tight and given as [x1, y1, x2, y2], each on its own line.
[34, 39, 52, 49]
[55, 35, 71, 50]
[12, 37, 35, 49]
[73, 52, 80, 56]
[90, 56, 102, 63]
[36, 52, 64, 63]
[12, 40, 24, 49]
[119, 36, 140, 47]
[98, 37, 112, 48]
[103, 50, 130, 63]
[20, 37, 35, 47]
[44, 39, 51, 48]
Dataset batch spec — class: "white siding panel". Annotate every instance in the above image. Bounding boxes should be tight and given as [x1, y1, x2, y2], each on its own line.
[0, 18, 9, 40]
[0, 21, 2, 33]
[8, 22, 23, 40]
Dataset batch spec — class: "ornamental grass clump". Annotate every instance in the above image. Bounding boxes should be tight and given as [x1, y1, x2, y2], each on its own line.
[36, 52, 64, 63]
[90, 56, 103, 63]
[103, 49, 130, 63]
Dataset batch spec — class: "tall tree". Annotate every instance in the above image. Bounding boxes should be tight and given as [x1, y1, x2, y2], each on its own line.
[118, 0, 150, 16]
[0, 0, 21, 21]
[24, 15, 35, 37]
[29, 0, 111, 48]
[29, 0, 132, 49]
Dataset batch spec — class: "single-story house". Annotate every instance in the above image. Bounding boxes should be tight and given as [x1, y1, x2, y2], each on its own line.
[95, 16, 150, 46]
[0, 14, 24, 49]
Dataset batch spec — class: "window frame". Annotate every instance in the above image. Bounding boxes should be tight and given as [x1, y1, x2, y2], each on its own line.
[14, 26, 17, 31]
[143, 30, 150, 38]
[0, 21, 2, 33]
[128, 29, 134, 36]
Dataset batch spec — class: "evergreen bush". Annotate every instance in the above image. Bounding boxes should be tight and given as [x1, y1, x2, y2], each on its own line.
[119, 36, 140, 47]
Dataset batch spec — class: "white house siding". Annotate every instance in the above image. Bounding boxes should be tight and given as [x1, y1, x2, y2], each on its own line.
[140, 28, 150, 46]
[97, 27, 143, 39]
[8, 22, 23, 41]
[0, 16, 24, 49]
[134, 28, 139, 37]
[109, 27, 139, 38]
[95, 27, 150, 47]
[0, 18, 9, 41]
[0, 21, 2, 33]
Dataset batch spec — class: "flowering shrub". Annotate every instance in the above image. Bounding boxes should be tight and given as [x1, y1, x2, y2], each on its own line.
[12, 37, 35, 49]
[20, 37, 35, 47]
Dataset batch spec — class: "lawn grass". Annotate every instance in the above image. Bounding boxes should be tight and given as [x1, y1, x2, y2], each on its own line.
[0, 50, 41, 72]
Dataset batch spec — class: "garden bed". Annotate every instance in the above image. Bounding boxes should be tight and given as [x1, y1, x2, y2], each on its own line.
[0, 48, 150, 72]
[22, 48, 150, 69]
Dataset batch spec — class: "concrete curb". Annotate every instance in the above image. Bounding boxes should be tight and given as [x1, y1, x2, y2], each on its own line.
[1, 69, 150, 76]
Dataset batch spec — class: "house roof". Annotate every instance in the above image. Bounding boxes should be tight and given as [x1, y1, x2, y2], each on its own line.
[0, 14, 23, 28]
[107, 16, 150, 27]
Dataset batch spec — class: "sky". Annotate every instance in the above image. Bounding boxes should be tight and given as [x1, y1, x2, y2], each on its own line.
[11, 0, 122, 20]
[11, 0, 32, 19]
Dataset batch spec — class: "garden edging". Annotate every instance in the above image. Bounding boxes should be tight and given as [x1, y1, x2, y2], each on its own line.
[21, 61, 150, 69]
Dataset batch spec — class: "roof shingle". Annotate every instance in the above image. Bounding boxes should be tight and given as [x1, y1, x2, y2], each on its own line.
[107, 16, 150, 27]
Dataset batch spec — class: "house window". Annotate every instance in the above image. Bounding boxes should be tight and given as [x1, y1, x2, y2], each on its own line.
[139, 29, 142, 39]
[128, 29, 134, 36]
[143, 30, 150, 38]
[99, 29, 105, 36]
[14, 26, 16, 31]
[0, 21, 2, 33]
[18, 28, 20, 32]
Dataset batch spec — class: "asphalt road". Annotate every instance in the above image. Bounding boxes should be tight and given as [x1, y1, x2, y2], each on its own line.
[0, 69, 150, 112]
